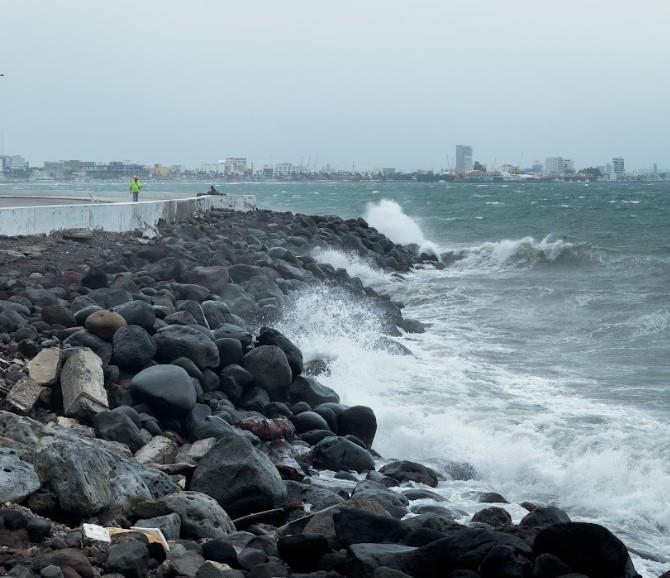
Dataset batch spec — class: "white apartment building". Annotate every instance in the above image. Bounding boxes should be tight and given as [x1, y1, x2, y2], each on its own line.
[455, 145, 473, 174]
[274, 162, 293, 178]
[4, 155, 27, 171]
[221, 157, 247, 176]
[611, 157, 625, 180]
[545, 157, 574, 177]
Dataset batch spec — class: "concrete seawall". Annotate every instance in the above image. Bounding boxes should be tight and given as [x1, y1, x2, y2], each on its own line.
[0, 195, 256, 237]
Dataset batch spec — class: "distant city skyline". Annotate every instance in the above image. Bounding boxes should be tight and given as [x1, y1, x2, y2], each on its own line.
[3, 151, 667, 182]
[0, 149, 663, 175]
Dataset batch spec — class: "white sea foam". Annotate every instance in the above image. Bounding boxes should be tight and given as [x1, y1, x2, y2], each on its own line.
[276, 264, 668, 577]
[442, 235, 595, 271]
[364, 199, 440, 255]
[310, 247, 391, 286]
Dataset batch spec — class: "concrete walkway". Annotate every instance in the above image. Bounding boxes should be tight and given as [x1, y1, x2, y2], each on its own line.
[0, 196, 107, 208]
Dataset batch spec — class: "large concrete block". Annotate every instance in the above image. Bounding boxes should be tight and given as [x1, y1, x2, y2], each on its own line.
[61, 348, 108, 419]
[6, 376, 47, 414]
[27, 347, 62, 386]
[135, 436, 178, 465]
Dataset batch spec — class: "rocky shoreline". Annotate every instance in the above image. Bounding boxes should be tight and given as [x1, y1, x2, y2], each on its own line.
[0, 207, 654, 577]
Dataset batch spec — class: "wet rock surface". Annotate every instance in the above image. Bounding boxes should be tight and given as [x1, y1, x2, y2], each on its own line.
[0, 209, 646, 578]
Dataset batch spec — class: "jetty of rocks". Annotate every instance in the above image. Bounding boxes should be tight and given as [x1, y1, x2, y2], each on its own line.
[0, 207, 648, 577]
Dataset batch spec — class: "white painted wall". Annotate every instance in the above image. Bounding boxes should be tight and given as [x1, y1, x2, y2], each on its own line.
[0, 195, 256, 237]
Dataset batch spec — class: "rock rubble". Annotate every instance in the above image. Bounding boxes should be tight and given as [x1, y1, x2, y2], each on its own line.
[0, 208, 646, 577]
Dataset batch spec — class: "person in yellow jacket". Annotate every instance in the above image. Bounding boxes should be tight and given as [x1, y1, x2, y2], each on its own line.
[130, 176, 143, 202]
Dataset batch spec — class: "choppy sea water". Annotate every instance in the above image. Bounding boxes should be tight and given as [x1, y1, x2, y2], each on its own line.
[4, 180, 670, 575]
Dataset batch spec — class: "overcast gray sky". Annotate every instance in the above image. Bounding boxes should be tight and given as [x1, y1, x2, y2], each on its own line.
[2, 0, 668, 170]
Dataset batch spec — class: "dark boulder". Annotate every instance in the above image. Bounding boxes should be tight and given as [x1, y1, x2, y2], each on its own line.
[293, 411, 331, 434]
[242, 345, 293, 396]
[82, 267, 109, 289]
[130, 364, 197, 415]
[212, 322, 253, 346]
[285, 480, 344, 511]
[290, 375, 340, 407]
[532, 553, 572, 578]
[202, 300, 231, 330]
[478, 492, 508, 504]
[73, 304, 103, 326]
[177, 300, 210, 328]
[257, 327, 303, 376]
[348, 527, 531, 577]
[313, 436, 375, 473]
[533, 522, 639, 578]
[63, 329, 112, 364]
[190, 435, 288, 518]
[379, 460, 440, 487]
[113, 300, 156, 330]
[479, 544, 530, 578]
[106, 539, 150, 578]
[300, 429, 337, 446]
[472, 507, 512, 529]
[333, 508, 409, 546]
[228, 264, 263, 283]
[87, 287, 133, 308]
[160, 491, 235, 540]
[402, 489, 446, 502]
[93, 408, 147, 452]
[216, 338, 244, 367]
[34, 434, 178, 517]
[202, 539, 238, 566]
[519, 506, 570, 529]
[338, 405, 377, 449]
[353, 486, 409, 519]
[39, 548, 95, 578]
[278, 534, 331, 572]
[42, 305, 77, 328]
[184, 266, 230, 293]
[153, 324, 220, 369]
[112, 325, 156, 370]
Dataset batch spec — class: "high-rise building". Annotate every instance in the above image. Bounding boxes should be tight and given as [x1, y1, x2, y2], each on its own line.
[611, 157, 625, 180]
[222, 157, 247, 176]
[4, 155, 27, 171]
[545, 157, 574, 178]
[274, 162, 293, 178]
[455, 145, 473, 174]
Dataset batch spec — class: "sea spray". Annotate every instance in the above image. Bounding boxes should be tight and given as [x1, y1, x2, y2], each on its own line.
[365, 199, 441, 255]
[310, 247, 391, 287]
[276, 265, 670, 577]
[441, 235, 598, 271]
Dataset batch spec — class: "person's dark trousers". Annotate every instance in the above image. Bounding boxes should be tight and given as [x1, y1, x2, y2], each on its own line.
[132, 192, 138, 202]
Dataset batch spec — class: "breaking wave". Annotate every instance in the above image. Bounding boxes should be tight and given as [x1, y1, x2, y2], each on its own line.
[441, 235, 598, 270]
[364, 199, 440, 255]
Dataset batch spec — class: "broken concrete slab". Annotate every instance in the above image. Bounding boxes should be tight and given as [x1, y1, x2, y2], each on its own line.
[27, 347, 62, 386]
[60, 348, 108, 419]
[135, 435, 179, 465]
[6, 375, 47, 414]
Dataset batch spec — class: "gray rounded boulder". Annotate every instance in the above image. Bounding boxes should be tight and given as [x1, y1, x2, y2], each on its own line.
[113, 300, 156, 330]
[160, 491, 235, 539]
[190, 434, 288, 518]
[313, 435, 375, 473]
[129, 364, 197, 415]
[0, 447, 40, 503]
[112, 325, 156, 371]
[242, 345, 293, 395]
[153, 324, 219, 369]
